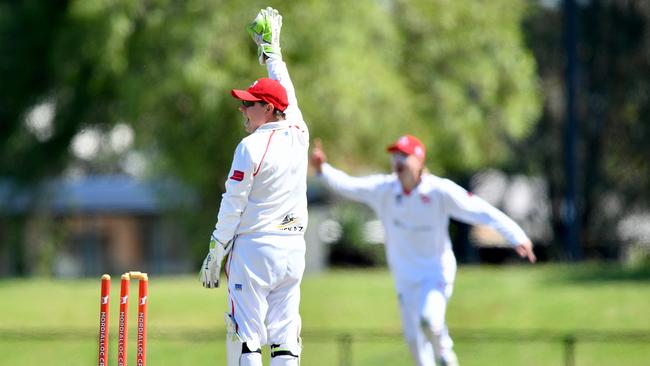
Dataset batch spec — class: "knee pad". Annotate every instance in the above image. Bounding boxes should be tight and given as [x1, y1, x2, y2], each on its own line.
[270, 316, 302, 365]
[270, 339, 302, 359]
[225, 313, 261, 366]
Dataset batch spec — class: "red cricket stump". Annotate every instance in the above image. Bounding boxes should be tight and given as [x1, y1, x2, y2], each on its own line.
[98, 274, 111, 366]
[97, 271, 148, 366]
[136, 274, 148, 366]
[117, 274, 130, 366]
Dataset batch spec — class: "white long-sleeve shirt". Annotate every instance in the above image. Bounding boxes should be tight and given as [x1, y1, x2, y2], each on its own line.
[319, 163, 529, 285]
[212, 59, 309, 244]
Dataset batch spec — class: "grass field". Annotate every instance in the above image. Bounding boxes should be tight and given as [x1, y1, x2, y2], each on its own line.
[0, 264, 649, 365]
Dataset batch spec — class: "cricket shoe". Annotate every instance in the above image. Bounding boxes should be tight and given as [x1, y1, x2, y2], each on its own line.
[247, 7, 282, 64]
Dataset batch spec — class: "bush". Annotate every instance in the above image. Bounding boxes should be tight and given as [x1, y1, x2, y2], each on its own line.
[327, 203, 386, 267]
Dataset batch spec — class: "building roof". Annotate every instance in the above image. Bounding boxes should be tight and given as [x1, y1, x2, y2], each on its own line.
[0, 175, 195, 215]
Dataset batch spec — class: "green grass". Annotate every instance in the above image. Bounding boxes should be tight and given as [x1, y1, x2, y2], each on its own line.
[0, 264, 649, 365]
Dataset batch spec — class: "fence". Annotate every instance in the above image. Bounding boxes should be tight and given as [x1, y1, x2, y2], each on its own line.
[311, 328, 650, 366]
[1, 327, 649, 366]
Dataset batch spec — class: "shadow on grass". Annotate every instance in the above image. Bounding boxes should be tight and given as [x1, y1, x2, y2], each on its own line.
[559, 263, 650, 283]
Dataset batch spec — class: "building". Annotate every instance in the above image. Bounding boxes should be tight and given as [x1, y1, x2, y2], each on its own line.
[0, 175, 195, 277]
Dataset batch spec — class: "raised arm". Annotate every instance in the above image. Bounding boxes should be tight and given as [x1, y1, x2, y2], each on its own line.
[311, 138, 385, 208]
[247, 7, 304, 124]
[441, 179, 536, 263]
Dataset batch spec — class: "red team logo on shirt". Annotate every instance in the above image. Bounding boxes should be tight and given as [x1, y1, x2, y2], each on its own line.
[230, 170, 244, 181]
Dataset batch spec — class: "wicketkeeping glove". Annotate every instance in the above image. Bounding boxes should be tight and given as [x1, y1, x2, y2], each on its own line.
[200, 237, 232, 288]
[247, 7, 282, 65]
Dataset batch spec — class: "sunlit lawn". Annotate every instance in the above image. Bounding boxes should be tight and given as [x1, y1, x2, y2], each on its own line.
[0, 264, 649, 365]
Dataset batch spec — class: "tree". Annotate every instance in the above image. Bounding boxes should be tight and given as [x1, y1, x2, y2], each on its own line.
[523, 0, 650, 258]
[0, 1, 71, 182]
[392, 0, 541, 175]
[0, 0, 542, 264]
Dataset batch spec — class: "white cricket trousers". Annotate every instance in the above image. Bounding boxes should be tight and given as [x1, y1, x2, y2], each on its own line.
[226, 233, 305, 365]
[398, 278, 455, 366]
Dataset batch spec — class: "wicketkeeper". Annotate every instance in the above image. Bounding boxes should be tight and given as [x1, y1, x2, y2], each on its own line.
[310, 135, 536, 366]
[200, 7, 308, 366]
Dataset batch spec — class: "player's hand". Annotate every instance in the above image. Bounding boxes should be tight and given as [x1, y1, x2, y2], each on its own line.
[200, 237, 232, 288]
[247, 7, 282, 65]
[514, 239, 536, 263]
[310, 138, 327, 174]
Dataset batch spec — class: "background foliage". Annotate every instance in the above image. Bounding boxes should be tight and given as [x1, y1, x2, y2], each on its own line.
[0, 0, 541, 263]
[3, 0, 650, 263]
[327, 203, 386, 267]
[522, 0, 650, 257]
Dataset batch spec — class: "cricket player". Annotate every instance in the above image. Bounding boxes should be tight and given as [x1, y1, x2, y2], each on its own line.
[200, 8, 308, 366]
[310, 135, 536, 366]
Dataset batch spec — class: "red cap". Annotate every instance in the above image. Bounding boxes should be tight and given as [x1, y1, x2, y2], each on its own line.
[231, 78, 289, 112]
[386, 135, 426, 161]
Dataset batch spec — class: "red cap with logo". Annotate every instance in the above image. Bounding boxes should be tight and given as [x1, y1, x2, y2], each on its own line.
[231, 78, 289, 112]
[386, 135, 426, 161]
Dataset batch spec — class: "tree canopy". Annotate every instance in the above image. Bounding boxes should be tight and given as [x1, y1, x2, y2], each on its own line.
[0, 0, 542, 257]
[523, 0, 650, 255]
[1, 0, 540, 181]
